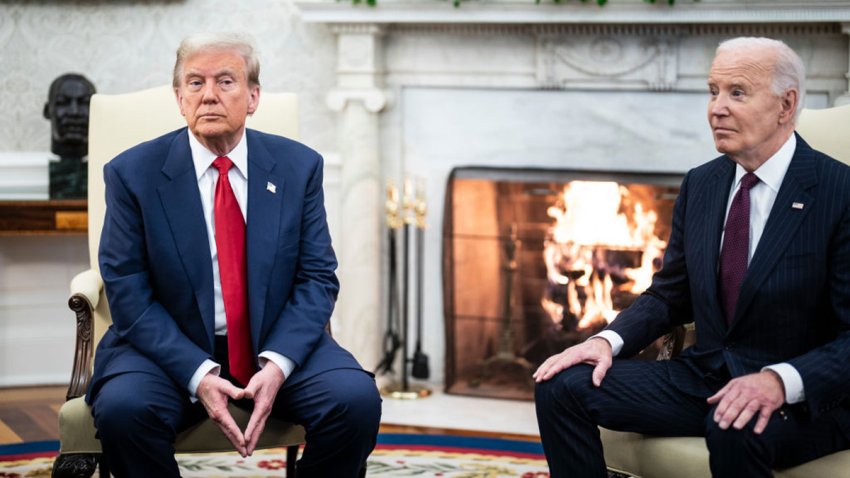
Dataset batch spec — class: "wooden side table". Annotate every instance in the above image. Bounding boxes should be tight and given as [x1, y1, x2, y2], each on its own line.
[0, 200, 87, 235]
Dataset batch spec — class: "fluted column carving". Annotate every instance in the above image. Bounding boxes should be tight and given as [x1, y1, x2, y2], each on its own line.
[327, 24, 388, 371]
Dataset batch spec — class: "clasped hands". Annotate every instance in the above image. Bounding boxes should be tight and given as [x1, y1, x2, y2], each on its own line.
[196, 362, 285, 457]
[533, 338, 786, 435]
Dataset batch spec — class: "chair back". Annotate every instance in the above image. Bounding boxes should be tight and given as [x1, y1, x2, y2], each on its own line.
[87, 85, 299, 345]
[796, 104, 850, 165]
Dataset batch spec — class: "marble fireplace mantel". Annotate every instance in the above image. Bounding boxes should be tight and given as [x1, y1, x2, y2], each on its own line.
[298, 0, 850, 25]
[298, 0, 850, 387]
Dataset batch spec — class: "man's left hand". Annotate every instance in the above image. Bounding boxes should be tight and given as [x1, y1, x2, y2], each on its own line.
[707, 370, 786, 434]
[243, 361, 285, 455]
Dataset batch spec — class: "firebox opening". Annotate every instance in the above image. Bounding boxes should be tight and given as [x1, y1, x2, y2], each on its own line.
[443, 167, 681, 401]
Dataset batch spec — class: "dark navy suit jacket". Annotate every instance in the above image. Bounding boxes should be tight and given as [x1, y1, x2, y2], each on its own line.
[87, 127, 361, 403]
[607, 133, 850, 427]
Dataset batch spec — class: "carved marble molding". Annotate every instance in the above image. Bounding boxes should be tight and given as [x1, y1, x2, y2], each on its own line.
[297, 0, 850, 26]
[327, 87, 390, 113]
[384, 22, 839, 37]
[538, 34, 678, 91]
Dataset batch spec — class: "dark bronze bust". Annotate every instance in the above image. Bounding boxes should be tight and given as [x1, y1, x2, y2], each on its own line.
[43, 74, 96, 199]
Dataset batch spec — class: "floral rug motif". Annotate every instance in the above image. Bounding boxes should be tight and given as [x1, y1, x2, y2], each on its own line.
[0, 435, 551, 478]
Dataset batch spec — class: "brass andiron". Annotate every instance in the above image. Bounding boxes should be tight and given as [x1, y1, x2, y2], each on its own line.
[381, 176, 432, 400]
[471, 223, 534, 390]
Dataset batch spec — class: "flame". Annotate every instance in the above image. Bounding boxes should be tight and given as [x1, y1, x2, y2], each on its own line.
[542, 181, 666, 331]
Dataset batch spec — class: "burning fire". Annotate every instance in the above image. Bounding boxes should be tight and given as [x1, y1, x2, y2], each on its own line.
[542, 181, 666, 331]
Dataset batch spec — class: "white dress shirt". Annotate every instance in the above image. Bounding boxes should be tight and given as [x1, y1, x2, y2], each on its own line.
[596, 133, 805, 404]
[185, 130, 295, 398]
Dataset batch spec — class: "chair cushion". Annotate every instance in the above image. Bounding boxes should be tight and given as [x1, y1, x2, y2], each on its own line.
[601, 427, 850, 478]
[58, 396, 305, 455]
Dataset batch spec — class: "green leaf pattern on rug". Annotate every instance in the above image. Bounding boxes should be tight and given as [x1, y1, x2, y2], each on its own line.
[177, 457, 253, 472]
[367, 459, 520, 477]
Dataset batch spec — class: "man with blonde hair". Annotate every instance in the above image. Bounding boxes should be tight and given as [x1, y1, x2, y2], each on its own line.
[86, 32, 380, 478]
[535, 37, 850, 477]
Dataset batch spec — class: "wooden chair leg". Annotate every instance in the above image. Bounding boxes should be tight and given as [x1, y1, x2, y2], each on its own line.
[287, 444, 299, 477]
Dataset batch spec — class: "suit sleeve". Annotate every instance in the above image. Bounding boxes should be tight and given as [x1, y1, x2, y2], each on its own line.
[99, 162, 210, 388]
[261, 153, 339, 368]
[606, 171, 694, 357]
[788, 195, 850, 417]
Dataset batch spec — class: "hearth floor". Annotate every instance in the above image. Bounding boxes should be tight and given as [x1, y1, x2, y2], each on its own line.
[378, 383, 539, 438]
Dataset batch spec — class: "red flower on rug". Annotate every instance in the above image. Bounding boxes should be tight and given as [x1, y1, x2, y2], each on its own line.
[257, 458, 286, 470]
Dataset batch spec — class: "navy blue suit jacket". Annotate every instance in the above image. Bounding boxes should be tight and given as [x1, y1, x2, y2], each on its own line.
[87, 127, 361, 402]
[607, 134, 850, 423]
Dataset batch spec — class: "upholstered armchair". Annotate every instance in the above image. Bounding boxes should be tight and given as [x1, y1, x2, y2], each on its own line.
[52, 85, 306, 478]
[600, 103, 850, 478]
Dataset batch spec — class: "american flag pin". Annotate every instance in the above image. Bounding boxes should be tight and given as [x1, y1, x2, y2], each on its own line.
[267, 182, 277, 194]
[792, 202, 804, 210]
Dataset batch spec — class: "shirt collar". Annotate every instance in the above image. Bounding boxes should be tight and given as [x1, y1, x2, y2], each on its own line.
[733, 133, 796, 194]
[188, 129, 249, 181]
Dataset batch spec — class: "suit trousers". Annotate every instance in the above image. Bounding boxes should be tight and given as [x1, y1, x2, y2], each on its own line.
[91, 337, 381, 478]
[535, 359, 849, 478]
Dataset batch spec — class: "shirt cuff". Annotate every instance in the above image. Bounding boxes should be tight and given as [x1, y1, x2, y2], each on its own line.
[592, 330, 624, 357]
[763, 363, 806, 404]
[188, 359, 220, 403]
[259, 351, 296, 380]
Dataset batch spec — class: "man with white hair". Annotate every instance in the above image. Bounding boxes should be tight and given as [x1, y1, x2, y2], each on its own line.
[86, 32, 381, 478]
[535, 37, 850, 477]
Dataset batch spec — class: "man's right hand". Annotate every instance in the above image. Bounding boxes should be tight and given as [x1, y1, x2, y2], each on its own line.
[197, 374, 248, 457]
[533, 337, 613, 386]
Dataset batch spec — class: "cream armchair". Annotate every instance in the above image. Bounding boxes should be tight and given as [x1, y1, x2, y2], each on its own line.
[53, 85, 306, 478]
[600, 103, 850, 478]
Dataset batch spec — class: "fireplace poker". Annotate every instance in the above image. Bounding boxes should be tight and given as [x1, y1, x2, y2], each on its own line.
[375, 180, 402, 375]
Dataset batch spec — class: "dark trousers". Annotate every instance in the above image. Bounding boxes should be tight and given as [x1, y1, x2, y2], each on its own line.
[91, 338, 381, 478]
[535, 359, 849, 478]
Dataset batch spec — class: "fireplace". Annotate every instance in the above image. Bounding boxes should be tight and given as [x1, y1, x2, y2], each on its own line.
[442, 167, 681, 400]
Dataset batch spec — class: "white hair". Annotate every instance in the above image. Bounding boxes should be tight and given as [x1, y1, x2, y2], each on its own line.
[173, 32, 261, 88]
[716, 37, 806, 123]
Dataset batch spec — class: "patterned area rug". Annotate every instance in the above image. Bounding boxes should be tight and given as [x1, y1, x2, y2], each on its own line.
[0, 434, 551, 478]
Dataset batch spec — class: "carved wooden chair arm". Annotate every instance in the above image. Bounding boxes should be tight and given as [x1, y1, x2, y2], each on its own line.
[656, 324, 689, 361]
[65, 269, 103, 401]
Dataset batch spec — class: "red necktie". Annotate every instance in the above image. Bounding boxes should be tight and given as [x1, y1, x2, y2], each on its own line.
[212, 156, 254, 386]
[719, 172, 760, 325]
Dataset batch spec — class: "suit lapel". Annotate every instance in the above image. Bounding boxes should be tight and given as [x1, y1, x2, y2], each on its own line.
[157, 129, 216, 350]
[731, 134, 817, 328]
[701, 158, 736, 327]
[245, 130, 286, 350]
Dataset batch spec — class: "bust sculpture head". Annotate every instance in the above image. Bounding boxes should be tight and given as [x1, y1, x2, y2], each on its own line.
[43, 73, 96, 159]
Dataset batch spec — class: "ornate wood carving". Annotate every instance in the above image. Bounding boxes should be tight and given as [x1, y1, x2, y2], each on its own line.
[65, 293, 95, 401]
[51, 453, 100, 478]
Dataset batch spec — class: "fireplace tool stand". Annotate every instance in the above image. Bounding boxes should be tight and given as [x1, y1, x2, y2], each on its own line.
[471, 223, 535, 390]
[381, 178, 432, 400]
[374, 183, 401, 376]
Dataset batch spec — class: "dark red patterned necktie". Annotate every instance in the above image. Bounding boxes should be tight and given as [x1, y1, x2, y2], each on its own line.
[212, 156, 254, 386]
[719, 172, 760, 325]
